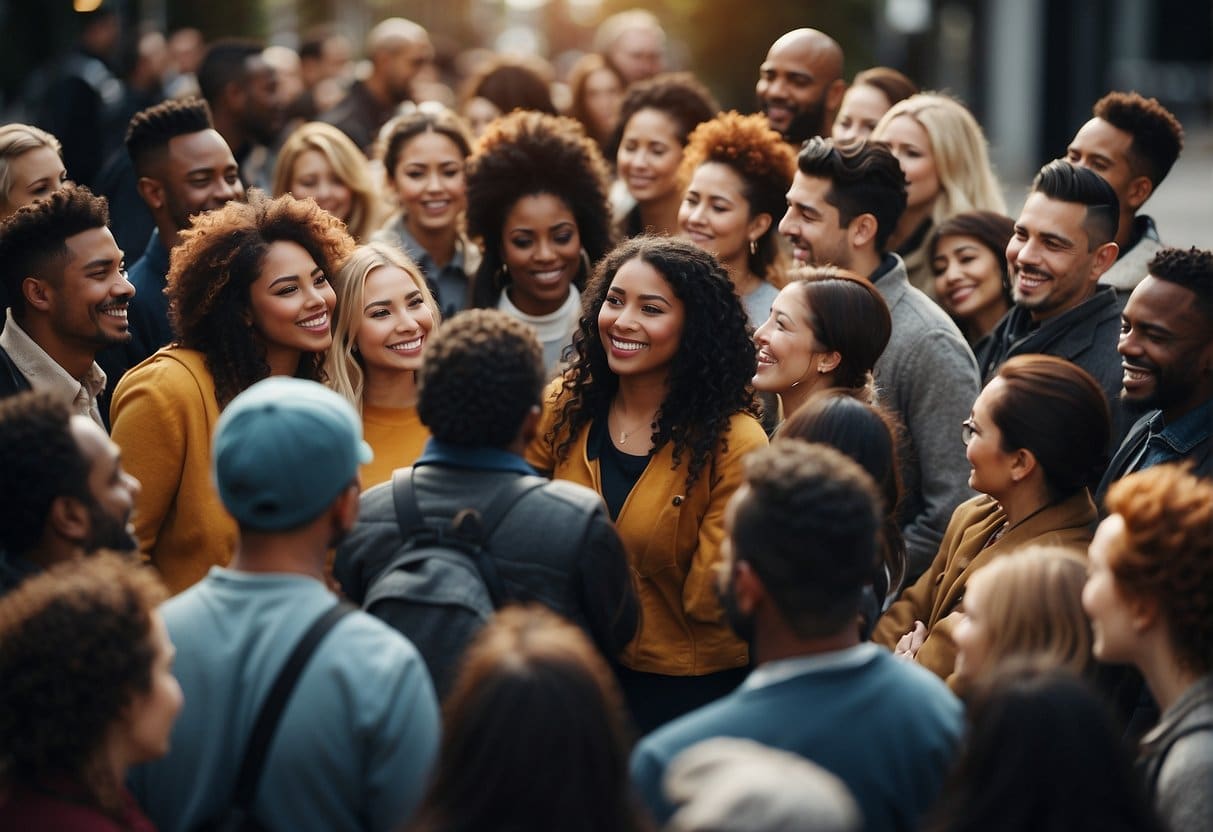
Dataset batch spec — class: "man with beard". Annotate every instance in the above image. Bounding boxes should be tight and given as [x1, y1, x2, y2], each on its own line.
[756, 28, 846, 146]
[0, 185, 132, 427]
[98, 97, 244, 395]
[198, 40, 286, 191]
[0, 392, 141, 595]
[978, 160, 1123, 442]
[631, 440, 962, 832]
[1097, 247, 1213, 501]
[321, 18, 433, 154]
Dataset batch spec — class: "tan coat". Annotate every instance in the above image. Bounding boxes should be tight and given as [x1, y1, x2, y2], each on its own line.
[873, 491, 1097, 681]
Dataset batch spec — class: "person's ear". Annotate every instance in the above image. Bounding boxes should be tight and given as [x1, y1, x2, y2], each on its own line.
[818, 350, 842, 375]
[1125, 174, 1154, 212]
[747, 212, 773, 245]
[335, 481, 360, 535]
[1009, 448, 1038, 484]
[518, 405, 541, 446]
[1089, 241, 1119, 280]
[137, 177, 166, 212]
[48, 495, 90, 543]
[732, 559, 766, 616]
[1128, 592, 1162, 635]
[849, 212, 878, 251]
[826, 78, 847, 119]
[21, 276, 53, 314]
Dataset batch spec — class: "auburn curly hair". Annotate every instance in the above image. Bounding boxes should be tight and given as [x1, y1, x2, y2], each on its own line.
[167, 190, 356, 408]
[549, 235, 758, 491]
[679, 111, 795, 279]
[0, 553, 168, 817]
[465, 110, 613, 309]
[1105, 463, 1213, 674]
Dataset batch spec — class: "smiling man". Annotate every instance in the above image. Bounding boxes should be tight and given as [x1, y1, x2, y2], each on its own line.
[756, 29, 846, 146]
[977, 160, 1124, 440]
[0, 185, 132, 427]
[1097, 247, 1213, 502]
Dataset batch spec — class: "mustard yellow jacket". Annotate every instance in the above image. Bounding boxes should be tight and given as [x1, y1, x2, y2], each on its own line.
[111, 348, 237, 594]
[873, 490, 1097, 681]
[527, 387, 768, 675]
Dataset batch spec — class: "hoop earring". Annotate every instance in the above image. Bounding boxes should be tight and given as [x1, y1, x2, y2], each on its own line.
[749, 239, 758, 256]
[495, 263, 509, 292]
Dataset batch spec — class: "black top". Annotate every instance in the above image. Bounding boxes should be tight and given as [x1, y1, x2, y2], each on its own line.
[588, 414, 650, 521]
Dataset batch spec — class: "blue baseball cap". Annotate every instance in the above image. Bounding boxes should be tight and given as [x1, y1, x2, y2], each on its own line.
[212, 378, 373, 531]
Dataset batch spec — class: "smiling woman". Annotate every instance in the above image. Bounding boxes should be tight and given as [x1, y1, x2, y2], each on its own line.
[110, 192, 355, 593]
[273, 122, 379, 241]
[0, 124, 67, 221]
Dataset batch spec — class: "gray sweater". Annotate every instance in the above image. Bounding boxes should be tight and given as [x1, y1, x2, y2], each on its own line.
[1139, 673, 1213, 832]
[871, 255, 980, 582]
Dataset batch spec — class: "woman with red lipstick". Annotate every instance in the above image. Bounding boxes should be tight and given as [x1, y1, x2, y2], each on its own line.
[111, 192, 355, 593]
[467, 111, 613, 378]
[528, 235, 767, 732]
[327, 241, 440, 488]
[677, 111, 796, 327]
[929, 211, 1016, 349]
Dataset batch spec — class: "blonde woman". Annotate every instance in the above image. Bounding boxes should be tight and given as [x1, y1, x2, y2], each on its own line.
[273, 121, 380, 241]
[871, 93, 1005, 298]
[0, 123, 67, 220]
[326, 241, 440, 487]
[952, 545, 1093, 693]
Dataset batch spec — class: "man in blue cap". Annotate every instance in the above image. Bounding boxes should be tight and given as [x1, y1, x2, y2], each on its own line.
[130, 377, 440, 832]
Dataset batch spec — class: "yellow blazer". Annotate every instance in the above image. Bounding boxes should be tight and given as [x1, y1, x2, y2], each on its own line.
[873, 490, 1097, 681]
[110, 347, 237, 594]
[527, 385, 768, 675]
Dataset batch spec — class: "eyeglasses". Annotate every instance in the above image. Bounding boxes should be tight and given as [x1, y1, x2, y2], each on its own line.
[961, 418, 977, 446]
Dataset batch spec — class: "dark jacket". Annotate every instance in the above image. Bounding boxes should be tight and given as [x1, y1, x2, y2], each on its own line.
[319, 81, 396, 154]
[0, 345, 32, 400]
[1096, 399, 1213, 507]
[335, 441, 638, 680]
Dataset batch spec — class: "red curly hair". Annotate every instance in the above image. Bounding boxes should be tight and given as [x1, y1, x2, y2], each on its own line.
[1105, 463, 1213, 673]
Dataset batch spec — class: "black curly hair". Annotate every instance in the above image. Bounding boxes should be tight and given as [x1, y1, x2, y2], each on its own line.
[1148, 246, 1213, 323]
[465, 111, 613, 309]
[418, 309, 545, 448]
[606, 71, 719, 162]
[0, 392, 91, 557]
[125, 97, 214, 177]
[166, 190, 356, 408]
[0, 553, 168, 817]
[549, 235, 758, 491]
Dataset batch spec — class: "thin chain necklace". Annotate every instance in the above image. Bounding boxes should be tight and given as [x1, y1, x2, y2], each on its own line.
[611, 400, 657, 445]
[985, 500, 1056, 549]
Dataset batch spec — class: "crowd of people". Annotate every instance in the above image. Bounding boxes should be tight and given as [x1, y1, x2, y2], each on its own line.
[0, 5, 1211, 832]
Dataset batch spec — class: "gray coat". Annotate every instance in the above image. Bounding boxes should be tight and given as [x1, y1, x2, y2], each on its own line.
[1139, 673, 1213, 832]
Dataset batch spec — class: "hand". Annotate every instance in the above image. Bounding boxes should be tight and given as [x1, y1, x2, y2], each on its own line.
[894, 620, 927, 661]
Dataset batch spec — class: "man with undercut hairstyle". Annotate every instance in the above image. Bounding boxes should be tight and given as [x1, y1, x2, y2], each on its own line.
[631, 440, 962, 832]
[0, 185, 132, 427]
[106, 97, 244, 378]
[777, 137, 979, 582]
[0, 391, 141, 595]
[1065, 91, 1184, 292]
[321, 18, 433, 153]
[1098, 247, 1213, 502]
[756, 28, 846, 146]
[979, 160, 1124, 439]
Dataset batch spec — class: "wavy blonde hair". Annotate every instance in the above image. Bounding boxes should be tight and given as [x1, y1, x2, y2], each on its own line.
[325, 241, 439, 410]
[872, 93, 1006, 226]
[0, 124, 62, 214]
[272, 122, 380, 241]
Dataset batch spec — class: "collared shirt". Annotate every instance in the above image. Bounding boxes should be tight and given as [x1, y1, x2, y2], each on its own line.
[373, 217, 474, 319]
[414, 438, 538, 476]
[742, 643, 882, 692]
[0, 310, 106, 427]
[1135, 399, 1213, 472]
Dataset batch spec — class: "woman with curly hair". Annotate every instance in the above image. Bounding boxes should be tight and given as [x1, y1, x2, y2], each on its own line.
[374, 107, 479, 319]
[111, 192, 354, 593]
[273, 121, 380, 241]
[326, 241, 440, 488]
[0, 553, 180, 829]
[466, 110, 613, 377]
[613, 73, 719, 238]
[1084, 463, 1213, 832]
[870, 93, 1006, 298]
[751, 266, 892, 419]
[677, 111, 796, 326]
[527, 235, 767, 732]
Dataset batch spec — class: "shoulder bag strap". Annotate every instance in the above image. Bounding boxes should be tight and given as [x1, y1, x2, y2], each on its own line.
[231, 600, 354, 810]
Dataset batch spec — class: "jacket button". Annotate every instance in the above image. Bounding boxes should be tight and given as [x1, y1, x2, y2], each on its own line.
[672, 496, 683, 506]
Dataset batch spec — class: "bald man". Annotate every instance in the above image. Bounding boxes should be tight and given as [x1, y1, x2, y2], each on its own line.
[756, 29, 845, 145]
[321, 17, 433, 152]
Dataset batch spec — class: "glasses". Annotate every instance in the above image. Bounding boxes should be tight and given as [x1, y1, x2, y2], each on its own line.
[961, 418, 977, 446]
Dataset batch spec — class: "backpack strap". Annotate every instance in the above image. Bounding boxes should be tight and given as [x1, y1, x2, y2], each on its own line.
[391, 467, 546, 608]
[231, 601, 354, 811]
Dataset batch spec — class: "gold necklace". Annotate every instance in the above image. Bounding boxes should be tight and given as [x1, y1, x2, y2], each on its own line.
[612, 401, 656, 445]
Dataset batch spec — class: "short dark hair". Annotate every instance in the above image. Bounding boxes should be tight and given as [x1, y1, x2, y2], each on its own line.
[783, 270, 892, 392]
[125, 97, 215, 177]
[1147, 246, 1213, 324]
[0, 393, 91, 556]
[1092, 91, 1184, 186]
[417, 309, 545, 448]
[1030, 160, 1119, 250]
[989, 355, 1110, 501]
[852, 66, 919, 108]
[608, 71, 718, 160]
[732, 440, 881, 637]
[929, 210, 1016, 307]
[197, 39, 263, 107]
[0, 184, 109, 319]
[795, 137, 907, 252]
[464, 57, 557, 117]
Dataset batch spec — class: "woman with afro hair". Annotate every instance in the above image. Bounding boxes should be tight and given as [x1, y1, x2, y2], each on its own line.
[527, 235, 767, 732]
[111, 192, 355, 593]
[466, 110, 613, 377]
[677, 111, 796, 326]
